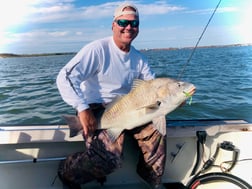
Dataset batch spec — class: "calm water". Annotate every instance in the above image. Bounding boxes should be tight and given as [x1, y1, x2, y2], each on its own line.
[0, 46, 252, 125]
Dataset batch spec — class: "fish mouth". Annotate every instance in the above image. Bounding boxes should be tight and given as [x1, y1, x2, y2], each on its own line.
[188, 86, 196, 96]
[183, 86, 196, 97]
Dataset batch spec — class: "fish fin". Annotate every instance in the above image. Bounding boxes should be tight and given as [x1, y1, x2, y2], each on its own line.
[131, 79, 146, 90]
[63, 114, 83, 137]
[138, 101, 161, 111]
[146, 101, 161, 109]
[106, 128, 124, 143]
[152, 116, 166, 136]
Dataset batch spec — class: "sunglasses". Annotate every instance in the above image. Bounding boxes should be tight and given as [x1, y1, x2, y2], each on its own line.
[115, 19, 139, 28]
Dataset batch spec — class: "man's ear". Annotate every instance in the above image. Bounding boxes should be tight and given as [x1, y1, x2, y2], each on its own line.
[112, 22, 115, 30]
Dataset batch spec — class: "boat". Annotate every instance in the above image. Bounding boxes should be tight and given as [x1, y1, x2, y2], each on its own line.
[1, 119, 252, 189]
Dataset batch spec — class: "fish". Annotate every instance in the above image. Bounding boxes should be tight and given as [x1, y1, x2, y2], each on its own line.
[63, 77, 196, 142]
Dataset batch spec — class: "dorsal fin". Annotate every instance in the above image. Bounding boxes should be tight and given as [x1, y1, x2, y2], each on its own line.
[131, 79, 146, 90]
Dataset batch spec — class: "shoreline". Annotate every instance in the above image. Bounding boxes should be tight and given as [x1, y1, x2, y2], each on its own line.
[1, 43, 251, 58]
[0, 52, 76, 58]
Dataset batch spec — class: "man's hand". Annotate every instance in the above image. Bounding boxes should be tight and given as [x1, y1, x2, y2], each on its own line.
[78, 109, 97, 138]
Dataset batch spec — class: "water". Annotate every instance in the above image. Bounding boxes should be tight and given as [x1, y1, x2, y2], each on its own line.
[0, 46, 252, 125]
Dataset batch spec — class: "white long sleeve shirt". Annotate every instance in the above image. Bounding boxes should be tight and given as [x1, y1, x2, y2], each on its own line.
[56, 36, 155, 112]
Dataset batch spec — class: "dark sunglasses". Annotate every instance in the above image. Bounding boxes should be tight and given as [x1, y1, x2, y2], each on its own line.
[115, 19, 139, 28]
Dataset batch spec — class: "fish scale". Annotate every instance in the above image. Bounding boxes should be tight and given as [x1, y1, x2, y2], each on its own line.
[101, 81, 154, 126]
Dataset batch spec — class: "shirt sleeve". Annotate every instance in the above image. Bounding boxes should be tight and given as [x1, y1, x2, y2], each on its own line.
[56, 45, 101, 112]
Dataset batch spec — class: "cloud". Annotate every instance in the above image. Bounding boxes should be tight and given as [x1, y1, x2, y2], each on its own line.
[137, 1, 185, 15]
[1, 25, 112, 53]
[21, 1, 186, 24]
[78, 2, 116, 20]
[184, 6, 238, 15]
[26, 2, 76, 23]
[3, 1, 245, 54]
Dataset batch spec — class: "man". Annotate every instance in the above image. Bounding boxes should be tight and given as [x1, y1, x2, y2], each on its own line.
[56, 3, 166, 189]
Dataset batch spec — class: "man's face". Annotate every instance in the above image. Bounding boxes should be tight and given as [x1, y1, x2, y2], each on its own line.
[112, 13, 139, 47]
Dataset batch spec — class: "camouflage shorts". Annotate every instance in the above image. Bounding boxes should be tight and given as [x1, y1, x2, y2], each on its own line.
[58, 105, 166, 187]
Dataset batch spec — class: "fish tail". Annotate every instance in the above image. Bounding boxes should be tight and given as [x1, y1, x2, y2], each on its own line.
[63, 115, 83, 137]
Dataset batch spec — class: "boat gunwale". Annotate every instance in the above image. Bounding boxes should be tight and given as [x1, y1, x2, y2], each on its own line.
[0, 119, 252, 144]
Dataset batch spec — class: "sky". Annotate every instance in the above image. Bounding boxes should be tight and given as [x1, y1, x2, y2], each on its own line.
[0, 0, 252, 54]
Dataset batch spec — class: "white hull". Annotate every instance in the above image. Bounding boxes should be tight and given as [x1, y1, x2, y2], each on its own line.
[1, 119, 252, 189]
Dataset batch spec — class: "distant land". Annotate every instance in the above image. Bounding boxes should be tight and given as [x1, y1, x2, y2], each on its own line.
[0, 52, 76, 58]
[1, 43, 251, 58]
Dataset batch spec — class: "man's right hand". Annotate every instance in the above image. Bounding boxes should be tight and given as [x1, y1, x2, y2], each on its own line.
[78, 109, 97, 138]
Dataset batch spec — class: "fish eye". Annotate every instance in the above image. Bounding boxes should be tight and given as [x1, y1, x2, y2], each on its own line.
[177, 82, 181, 87]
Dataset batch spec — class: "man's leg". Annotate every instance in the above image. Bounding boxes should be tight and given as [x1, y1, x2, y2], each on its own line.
[58, 130, 125, 187]
[132, 123, 167, 188]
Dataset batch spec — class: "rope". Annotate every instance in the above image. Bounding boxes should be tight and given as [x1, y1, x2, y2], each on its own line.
[177, 0, 222, 79]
